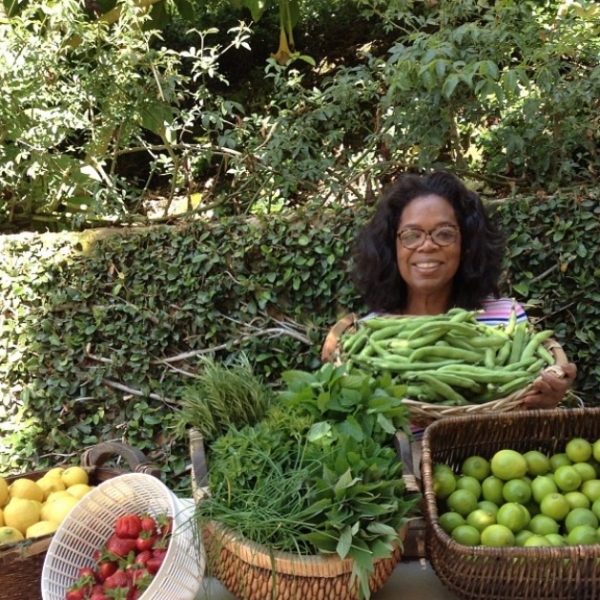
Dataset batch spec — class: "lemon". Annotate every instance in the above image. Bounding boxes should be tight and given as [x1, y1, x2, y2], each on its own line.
[67, 484, 93, 500]
[8, 478, 44, 503]
[0, 477, 9, 508]
[490, 449, 528, 481]
[540, 493, 571, 521]
[452, 524, 481, 546]
[3, 498, 41, 535]
[37, 476, 66, 500]
[565, 438, 593, 463]
[26, 520, 58, 539]
[0, 526, 24, 547]
[480, 524, 515, 547]
[45, 467, 65, 479]
[45, 490, 75, 504]
[42, 494, 79, 525]
[0, 508, 4, 527]
[461, 455, 491, 481]
[61, 467, 89, 488]
[523, 450, 551, 476]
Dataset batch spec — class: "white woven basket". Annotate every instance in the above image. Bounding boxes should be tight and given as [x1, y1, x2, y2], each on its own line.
[41, 473, 204, 600]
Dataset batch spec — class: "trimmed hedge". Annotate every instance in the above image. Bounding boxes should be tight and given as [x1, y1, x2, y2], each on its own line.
[1, 191, 597, 491]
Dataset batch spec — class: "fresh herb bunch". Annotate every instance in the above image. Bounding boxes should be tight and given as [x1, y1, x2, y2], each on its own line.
[195, 362, 419, 600]
[174, 353, 273, 442]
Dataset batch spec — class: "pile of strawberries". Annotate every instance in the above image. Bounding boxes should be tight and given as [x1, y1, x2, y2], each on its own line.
[64, 512, 173, 600]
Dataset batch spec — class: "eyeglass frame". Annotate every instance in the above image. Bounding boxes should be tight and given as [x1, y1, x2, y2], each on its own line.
[396, 224, 461, 249]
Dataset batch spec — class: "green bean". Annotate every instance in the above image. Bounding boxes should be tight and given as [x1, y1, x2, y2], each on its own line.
[408, 370, 481, 390]
[508, 322, 528, 364]
[416, 373, 468, 405]
[409, 345, 482, 364]
[537, 345, 556, 366]
[520, 329, 555, 361]
[495, 339, 512, 366]
[484, 347, 496, 369]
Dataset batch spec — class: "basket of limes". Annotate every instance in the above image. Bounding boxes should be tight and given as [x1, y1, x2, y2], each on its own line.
[421, 406, 600, 600]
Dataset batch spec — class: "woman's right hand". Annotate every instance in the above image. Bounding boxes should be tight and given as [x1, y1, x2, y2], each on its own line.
[519, 362, 577, 409]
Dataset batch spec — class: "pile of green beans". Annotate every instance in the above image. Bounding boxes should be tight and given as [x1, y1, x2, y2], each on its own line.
[339, 308, 555, 406]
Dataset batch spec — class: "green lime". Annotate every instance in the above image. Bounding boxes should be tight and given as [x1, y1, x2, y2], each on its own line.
[438, 511, 466, 535]
[433, 469, 457, 500]
[523, 534, 554, 547]
[572, 462, 596, 483]
[591, 498, 600, 521]
[481, 476, 505, 505]
[581, 479, 600, 503]
[531, 475, 558, 504]
[564, 491, 591, 510]
[523, 450, 551, 476]
[528, 514, 560, 536]
[564, 507, 599, 533]
[496, 502, 530, 533]
[466, 508, 496, 532]
[553, 465, 582, 493]
[461, 455, 491, 481]
[491, 449, 528, 480]
[456, 475, 482, 500]
[515, 529, 535, 546]
[480, 524, 515, 547]
[549, 453, 572, 472]
[545, 533, 567, 547]
[502, 478, 532, 504]
[565, 438, 593, 463]
[567, 524, 599, 546]
[477, 500, 499, 516]
[593, 439, 600, 463]
[540, 493, 571, 521]
[446, 489, 479, 517]
[452, 524, 481, 546]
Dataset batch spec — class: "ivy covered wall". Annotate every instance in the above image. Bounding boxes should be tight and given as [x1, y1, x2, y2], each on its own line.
[1, 191, 597, 492]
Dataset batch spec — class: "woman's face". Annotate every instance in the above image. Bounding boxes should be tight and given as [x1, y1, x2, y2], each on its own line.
[396, 194, 461, 299]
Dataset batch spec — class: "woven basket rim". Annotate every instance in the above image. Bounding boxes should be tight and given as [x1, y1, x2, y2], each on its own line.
[203, 521, 407, 577]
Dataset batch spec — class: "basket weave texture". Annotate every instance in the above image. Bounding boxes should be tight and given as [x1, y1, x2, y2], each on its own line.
[322, 315, 569, 427]
[0, 442, 160, 600]
[421, 407, 600, 600]
[201, 521, 405, 600]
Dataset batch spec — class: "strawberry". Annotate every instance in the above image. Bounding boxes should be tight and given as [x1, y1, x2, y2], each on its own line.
[114, 514, 142, 539]
[133, 549, 152, 567]
[146, 551, 166, 576]
[135, 530, 157, 553]
[105, 534, 137, 558]
[140, 515, 157, 533]
[104, 569, 129, 589]
[97, 560, 118, 582]
[65, 591, 85, 600]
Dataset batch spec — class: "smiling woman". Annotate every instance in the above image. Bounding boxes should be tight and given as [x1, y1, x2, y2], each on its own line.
[321, 170, 577, 411]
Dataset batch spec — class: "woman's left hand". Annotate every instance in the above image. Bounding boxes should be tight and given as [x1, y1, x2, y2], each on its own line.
[519, 362, 577, 409]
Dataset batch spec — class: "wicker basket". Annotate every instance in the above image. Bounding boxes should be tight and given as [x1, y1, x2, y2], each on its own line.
[0, 442, 160, 600]
[421, 406, 600, 600]
[322, 315, 570, 427]
[189, 429, 415, 600]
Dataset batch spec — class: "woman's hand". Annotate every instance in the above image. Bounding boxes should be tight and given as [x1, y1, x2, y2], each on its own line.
[519, 362, 577, 409]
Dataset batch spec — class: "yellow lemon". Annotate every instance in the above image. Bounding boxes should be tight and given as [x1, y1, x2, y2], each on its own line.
[37, 476, 66, 500]
[42, 495, 79, 525]
[0, 477, 9, 508]
[26, 520, 58, 539]
[61, 467, 89, 488]
[67, 484, 92, 500]
[0, 507, 4, 527]
[8, 478, 44, 503]
[0, 526, 24, 547]
[3, 498, 41, 535]
[45, 490, 75, 505]
[45, 467, 65, 479]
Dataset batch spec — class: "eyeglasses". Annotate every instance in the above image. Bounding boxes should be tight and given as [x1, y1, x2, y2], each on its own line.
[396, 225, 460, 249]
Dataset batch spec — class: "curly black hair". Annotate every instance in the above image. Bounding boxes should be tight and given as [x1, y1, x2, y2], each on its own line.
[351, 170, 505, 313]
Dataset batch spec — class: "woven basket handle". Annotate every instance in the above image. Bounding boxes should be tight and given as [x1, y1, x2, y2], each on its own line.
[321, 313, 358, 363]
[189, 428, 209, 501]
[394, 431, 421, 493]
[80, 441, 161, 478]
